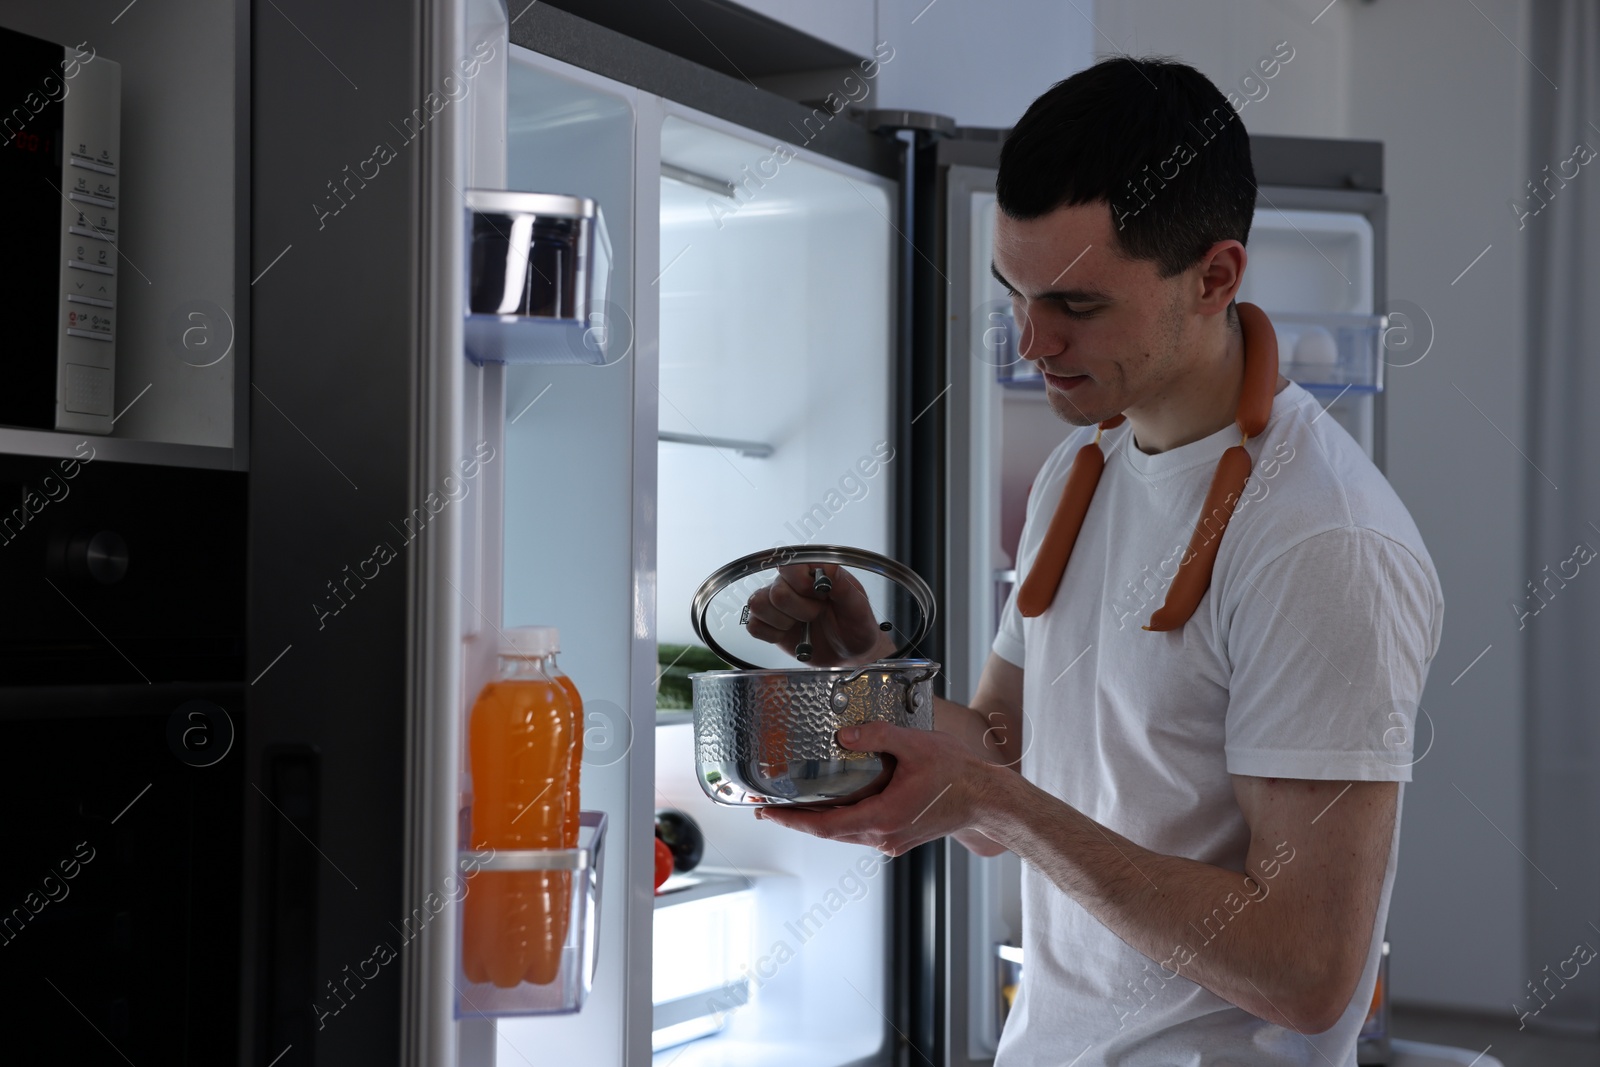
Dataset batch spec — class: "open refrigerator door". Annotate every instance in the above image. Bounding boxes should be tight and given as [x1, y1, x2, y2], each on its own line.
[437, 14, 657, 1066]
[443, 11, 905, 1065]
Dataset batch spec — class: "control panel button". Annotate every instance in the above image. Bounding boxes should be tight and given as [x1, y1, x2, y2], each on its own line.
[67, 279, 117, 303]
[68, 225, 114, 243]
[63, 363, 114, 416]
[67, 293, 115, 309]
[66, 306, 114, 338]
[67, 259, 115, 276]
[70, 240, 115, 270]
[68, 190, 116, 209]
[69, 155, 117, 176]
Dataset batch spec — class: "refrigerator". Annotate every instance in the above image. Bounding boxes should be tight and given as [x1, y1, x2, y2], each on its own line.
[245, 3, 1389, 1065]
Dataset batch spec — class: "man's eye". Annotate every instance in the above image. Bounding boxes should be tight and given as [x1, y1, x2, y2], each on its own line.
[1062, 304, 1100, 319]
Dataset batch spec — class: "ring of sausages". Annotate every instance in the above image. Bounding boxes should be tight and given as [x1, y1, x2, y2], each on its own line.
[1016, 303, 1279, 630]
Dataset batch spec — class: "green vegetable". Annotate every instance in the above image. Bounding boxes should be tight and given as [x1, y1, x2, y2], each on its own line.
[656, 643, 731, 710]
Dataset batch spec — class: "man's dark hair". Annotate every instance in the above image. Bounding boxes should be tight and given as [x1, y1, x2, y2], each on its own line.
[996, 56, 1256, 278]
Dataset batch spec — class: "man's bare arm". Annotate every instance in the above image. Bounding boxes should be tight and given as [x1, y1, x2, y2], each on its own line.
[974, 773, 1397, 1033]
[935, 653, 1024, 856]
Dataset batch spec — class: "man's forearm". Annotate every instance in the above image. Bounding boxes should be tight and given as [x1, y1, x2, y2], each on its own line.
[933, 695, 1017, 766]
[934, 696, 995, 760]
[932, 696, 1015, 855]
[974, 771, 1340, 1033]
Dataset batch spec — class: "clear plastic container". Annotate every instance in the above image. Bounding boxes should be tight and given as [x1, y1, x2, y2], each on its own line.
[1270, 311, 1386, 394]
[992, 309, 1387, 395]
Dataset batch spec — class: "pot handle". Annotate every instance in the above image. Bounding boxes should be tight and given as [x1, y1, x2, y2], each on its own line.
[827, 661, 942, 712]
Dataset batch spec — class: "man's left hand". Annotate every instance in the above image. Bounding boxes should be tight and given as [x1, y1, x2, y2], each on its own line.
[755, 721, 1004, 856]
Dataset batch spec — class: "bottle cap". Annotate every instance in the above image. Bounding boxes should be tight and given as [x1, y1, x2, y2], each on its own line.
[500, 625, 559, 658]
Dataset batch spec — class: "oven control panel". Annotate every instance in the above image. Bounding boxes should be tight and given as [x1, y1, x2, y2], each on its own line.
[53, 48, 120, 435]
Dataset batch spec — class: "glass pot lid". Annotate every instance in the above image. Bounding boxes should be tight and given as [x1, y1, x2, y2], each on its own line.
[689, 545, 936, 672]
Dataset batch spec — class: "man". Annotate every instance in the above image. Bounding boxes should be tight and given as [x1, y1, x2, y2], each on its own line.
[747, 57, 1444, 1064]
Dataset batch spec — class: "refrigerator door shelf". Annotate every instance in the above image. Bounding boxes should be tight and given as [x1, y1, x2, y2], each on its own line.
[454, 811, 607, 1018]
[991, 310, 1385, 394]
[1270, 311, 1386, 394]
[464, 314, 608, 365]
[463, 190, 613, 365]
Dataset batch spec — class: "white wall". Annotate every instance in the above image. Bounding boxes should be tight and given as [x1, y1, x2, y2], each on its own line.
[1345, 0, 1532, 1014]
[734, 0, 1098, 128]
[871, 0, 1096, 127]
[737, 0, 879, 58]
[1093, 0, 1352, 138]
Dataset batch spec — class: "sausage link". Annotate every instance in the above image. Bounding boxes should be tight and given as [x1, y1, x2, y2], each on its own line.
[1235, 302, 1280, 439]
[1018, 438, 1108, 618]
[1143, 444, 1253, 631]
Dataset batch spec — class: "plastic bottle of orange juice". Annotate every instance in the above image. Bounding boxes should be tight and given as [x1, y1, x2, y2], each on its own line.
[462, 626, 576, 988]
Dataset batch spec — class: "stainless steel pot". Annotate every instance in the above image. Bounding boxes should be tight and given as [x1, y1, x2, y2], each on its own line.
[688, 546, 939, 807]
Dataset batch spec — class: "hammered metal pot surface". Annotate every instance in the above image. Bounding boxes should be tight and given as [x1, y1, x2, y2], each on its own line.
[691, 660, 938, 807]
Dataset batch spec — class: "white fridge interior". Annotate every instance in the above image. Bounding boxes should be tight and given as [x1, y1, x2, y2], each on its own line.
[651, 110, 899, 1066]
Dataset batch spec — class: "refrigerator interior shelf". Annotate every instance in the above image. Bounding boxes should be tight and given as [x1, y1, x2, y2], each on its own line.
[655, 867, 754, 909]
[454, 811, 607, 1018]
[993, 312, 1387, 395]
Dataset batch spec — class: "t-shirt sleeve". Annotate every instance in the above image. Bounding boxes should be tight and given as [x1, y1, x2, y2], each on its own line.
[1223, 525, 1444, 782]
[993, 577, 1026, 666]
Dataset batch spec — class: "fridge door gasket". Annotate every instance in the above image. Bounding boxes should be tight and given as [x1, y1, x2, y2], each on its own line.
[941, 155, 1013, 1067]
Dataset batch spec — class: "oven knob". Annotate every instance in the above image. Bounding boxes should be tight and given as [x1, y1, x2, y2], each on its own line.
[70, 530, 130, 584]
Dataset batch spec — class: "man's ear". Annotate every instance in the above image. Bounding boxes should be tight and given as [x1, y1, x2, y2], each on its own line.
[1195, 240, 1247, 316]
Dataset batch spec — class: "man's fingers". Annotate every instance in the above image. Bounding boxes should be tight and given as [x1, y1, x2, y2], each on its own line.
[775, 563, 833, 598]
[745, 586, 805, 632]
[758, 794, 889, 839]
[745, 617, 795, 648]
[828, 566, 874, 609]
[767, 576, 827, 622]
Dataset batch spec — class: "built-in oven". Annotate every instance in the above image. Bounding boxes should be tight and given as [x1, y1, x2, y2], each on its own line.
[0, 451, 246, 1063]
[0, 25, 120, 435]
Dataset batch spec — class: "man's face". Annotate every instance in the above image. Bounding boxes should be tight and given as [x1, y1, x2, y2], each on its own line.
[991, 200, 1192, 427]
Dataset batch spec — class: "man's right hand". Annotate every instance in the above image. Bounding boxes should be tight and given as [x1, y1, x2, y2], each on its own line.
[741, 563, 897, 668]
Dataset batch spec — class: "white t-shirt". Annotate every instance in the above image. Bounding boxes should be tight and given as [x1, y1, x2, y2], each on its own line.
[991, 380, 1444, 1067]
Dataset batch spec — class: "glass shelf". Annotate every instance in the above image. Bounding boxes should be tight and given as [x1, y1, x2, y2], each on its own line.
[655, 867, 754, 910]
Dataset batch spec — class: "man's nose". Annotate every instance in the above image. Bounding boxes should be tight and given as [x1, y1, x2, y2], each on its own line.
[1015, 305, 1063, 361]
